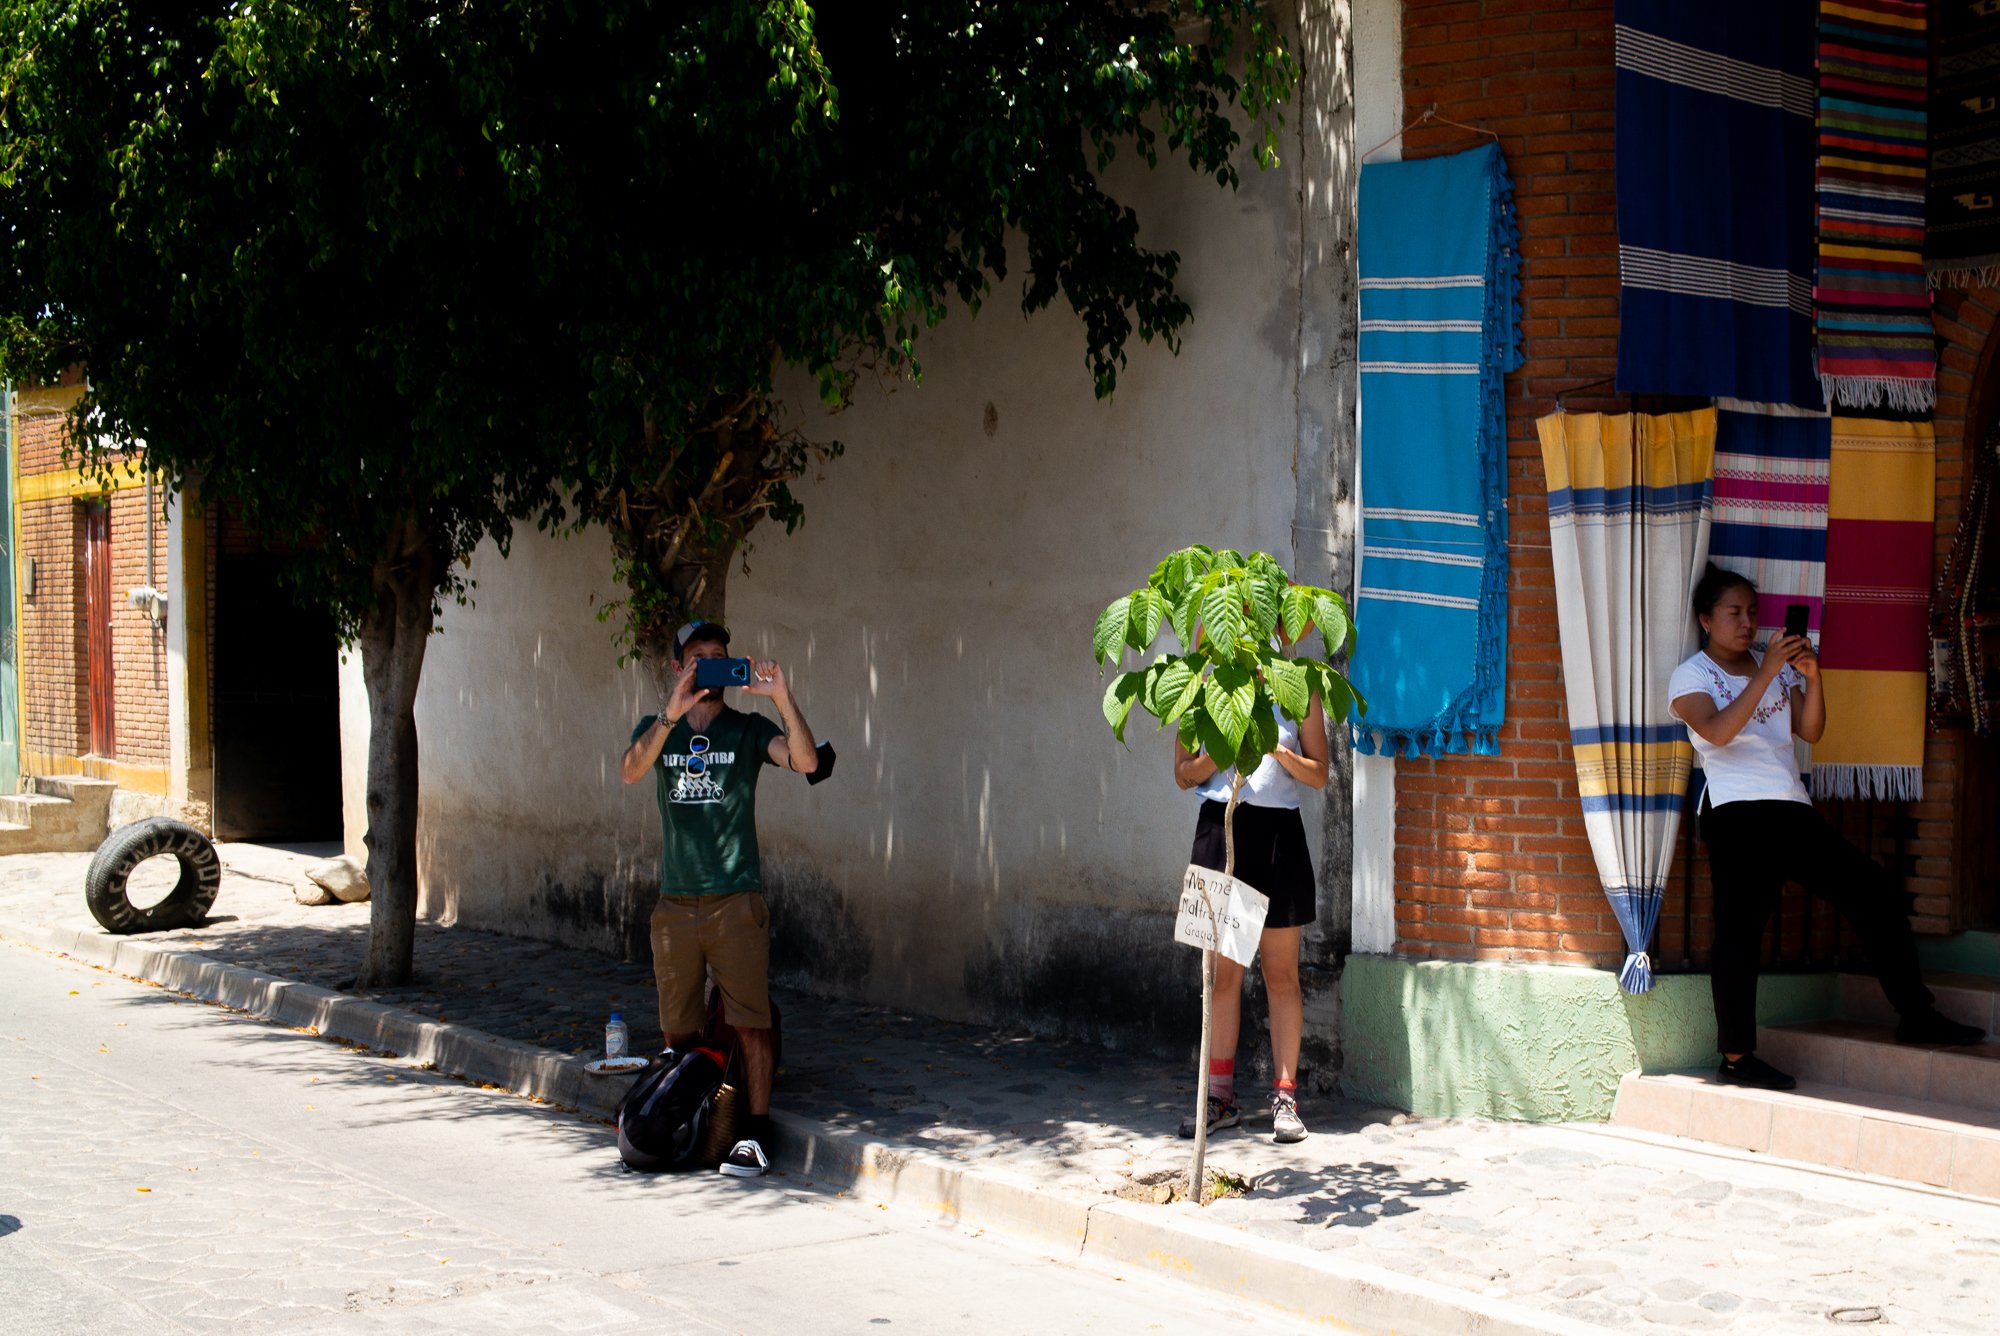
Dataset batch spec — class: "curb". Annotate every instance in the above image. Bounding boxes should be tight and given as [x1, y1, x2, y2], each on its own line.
[1, 917, 1609, 1336]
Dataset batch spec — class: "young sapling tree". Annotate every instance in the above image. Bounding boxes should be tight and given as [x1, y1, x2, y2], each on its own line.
[1093, 545, 1360, 1201]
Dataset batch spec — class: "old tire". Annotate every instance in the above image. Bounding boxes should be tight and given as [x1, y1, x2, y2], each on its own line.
[84, 818, 222, 934]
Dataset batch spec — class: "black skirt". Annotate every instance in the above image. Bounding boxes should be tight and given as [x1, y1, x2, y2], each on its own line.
[1188, 799, 1317, 929]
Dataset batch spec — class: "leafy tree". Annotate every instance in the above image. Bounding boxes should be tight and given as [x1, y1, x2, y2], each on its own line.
[0, 3, 609, 984]
[571, 1, 1301, 662]
[1093, 545, 1360, 1200]
[0, 1, 1295, 987]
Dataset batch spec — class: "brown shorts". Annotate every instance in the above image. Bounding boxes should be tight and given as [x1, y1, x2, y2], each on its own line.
[650, 891, 772, 1038]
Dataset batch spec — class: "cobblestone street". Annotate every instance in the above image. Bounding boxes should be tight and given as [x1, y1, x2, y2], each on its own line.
[6, 848, 2000, 1332]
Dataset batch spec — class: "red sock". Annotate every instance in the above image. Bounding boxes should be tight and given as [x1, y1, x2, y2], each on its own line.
[1274, 1077, 1297, 1094]
[1207, 1059, 1235, 1104]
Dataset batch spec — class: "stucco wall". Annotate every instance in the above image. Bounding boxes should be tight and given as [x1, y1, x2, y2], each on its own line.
[340, 90, 1354, 1062]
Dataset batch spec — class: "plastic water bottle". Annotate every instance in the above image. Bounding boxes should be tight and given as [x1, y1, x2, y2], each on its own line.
[605, 1012, 629, 1062]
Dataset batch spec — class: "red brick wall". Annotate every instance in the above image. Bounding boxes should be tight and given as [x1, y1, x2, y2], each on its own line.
[14, 392, 171, 768]
[106, 482, 171, 765]
[1395, 0, 1622, 965]
[1393, 0, 1994, 966]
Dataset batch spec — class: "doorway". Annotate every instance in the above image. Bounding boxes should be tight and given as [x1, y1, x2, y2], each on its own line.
[83, 502, 113, 757]
[211, 530, 341, 842]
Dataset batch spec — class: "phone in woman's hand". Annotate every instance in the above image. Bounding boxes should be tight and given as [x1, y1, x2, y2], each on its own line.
[1782, 604, 1810, 642]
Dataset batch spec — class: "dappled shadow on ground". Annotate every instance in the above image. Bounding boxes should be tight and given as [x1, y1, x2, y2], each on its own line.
[66, 903, 1461, 1226]
[91, 980, 830, 1213]
[1248, 1160, 1469, 1228]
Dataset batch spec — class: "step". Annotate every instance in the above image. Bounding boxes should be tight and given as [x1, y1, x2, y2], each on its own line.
[31, 775, 115, 820]
[1917, 930, 2000, 978]
[0, 792, 78, 830]
[1756, 1018, 2000, 1112]
[1841, 970, 2000, 1032]
[1613, 1071, 2000, 1197]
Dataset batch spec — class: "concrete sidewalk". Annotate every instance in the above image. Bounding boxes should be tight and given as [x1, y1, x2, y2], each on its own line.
[3, 846, 1996, 1335]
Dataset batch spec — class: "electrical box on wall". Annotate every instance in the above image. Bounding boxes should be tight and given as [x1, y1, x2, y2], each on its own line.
[21, 556, 32, 599]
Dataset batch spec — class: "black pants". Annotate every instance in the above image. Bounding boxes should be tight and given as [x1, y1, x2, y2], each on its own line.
[1699, 799, 1932, 1056]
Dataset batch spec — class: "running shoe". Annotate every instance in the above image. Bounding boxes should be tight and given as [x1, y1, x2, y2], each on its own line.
[1177, 1096, 1240, 1139]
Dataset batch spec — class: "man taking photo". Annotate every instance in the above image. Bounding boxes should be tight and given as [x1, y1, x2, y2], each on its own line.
[620, 618, 819, 1177]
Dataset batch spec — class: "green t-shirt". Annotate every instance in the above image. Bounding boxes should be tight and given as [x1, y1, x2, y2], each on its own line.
[630, 706, 785, 895]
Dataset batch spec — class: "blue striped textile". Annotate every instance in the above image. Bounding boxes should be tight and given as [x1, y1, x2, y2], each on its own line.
[1352, 142, 1521, 758]
[1614, 0, 1823, 408]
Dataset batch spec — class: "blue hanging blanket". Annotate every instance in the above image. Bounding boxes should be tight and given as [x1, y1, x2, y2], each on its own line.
[1613, 0, 1821, 409]
[1352, 142, 1521, 758]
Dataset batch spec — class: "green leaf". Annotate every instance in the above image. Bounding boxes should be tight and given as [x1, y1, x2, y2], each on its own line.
[1193, 706, 1235, 771]
[1245, 573, 1281, 642]
[1198, 582, 1246, 655]
[1240, 699, 1280, 770]
[1103, 671, 1145, 742]
[1093, 596, 1131, 666]
[1318, 669, 1355, 724]
[1205, 661, 1256, 752]
[1162, 658, 1204, 724]
[1313, 593, 1351, 656]
[1149, 657, 1195, 716]
[1280, 585, 1314, 643]
[1267, 657, 1309, 719]
[1169, 586, 1200, 650]
[1126, 587, 1166, 650]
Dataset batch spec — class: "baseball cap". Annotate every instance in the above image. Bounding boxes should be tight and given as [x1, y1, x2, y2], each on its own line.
[673, 619, 730, 658]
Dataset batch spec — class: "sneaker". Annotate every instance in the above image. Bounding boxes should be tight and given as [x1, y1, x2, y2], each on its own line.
[1177, 1096, 1240, 1139]
[1714, 1054, 1796, 1091]
[1896, 1009, 1986, 1047]
[1271, 1089, 1307, 1144]
[718, 1139, 770, 1178]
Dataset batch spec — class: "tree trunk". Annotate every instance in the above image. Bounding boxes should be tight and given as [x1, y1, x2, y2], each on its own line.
[354, 520, 439, 989]
[1189, 769, 1244, 1204]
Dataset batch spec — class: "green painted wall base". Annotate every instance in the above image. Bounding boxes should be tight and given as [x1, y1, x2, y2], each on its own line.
[1916, 931, 2000, 977]
[1340, 955, 1837, 1123]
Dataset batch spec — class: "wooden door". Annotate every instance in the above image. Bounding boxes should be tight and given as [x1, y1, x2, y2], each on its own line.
[84, 503, 114, 756]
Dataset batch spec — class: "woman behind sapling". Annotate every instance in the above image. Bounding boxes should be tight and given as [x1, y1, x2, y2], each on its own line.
[1172, 621, 1329, 1144]
[1668, 564, 1983, 1091]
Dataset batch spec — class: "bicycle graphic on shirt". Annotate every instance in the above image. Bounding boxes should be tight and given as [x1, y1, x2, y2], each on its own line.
[668, 734, 728, 804]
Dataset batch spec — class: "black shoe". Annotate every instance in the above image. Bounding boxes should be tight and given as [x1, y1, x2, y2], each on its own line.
[1715, 1054, 1796, 1091]
[718, 1139, 770, 1178]
[1895, 1009, 1986, 1047]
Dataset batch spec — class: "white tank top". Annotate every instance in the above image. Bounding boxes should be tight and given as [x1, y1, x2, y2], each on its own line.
[1195, 715, 1304, 810]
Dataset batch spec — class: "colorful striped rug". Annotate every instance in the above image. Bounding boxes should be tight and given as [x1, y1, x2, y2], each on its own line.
[1709, 400, 1832, 644]
[1537, 408, 1716, 994]
[1927, 0, 2000, 286]
[1815, 0, 1935, 412]
[1614, 1, 1821, 409]
[1353, 141, 1521, 758]
[1815, 414, 1935, 800]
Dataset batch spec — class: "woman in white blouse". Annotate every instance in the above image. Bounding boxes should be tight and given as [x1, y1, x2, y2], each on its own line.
[1668, 564, 1981, 1091]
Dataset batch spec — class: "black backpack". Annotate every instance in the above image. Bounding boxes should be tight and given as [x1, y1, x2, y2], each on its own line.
[616, 1043, 731, 1172]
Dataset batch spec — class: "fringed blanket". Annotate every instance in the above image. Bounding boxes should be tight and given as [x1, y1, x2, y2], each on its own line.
[1815, 414, 1935, 799]
[1928, 0, 2000, 287]
[1353, 142, 1521, 759]
[1614, 1, 1821, 408]
[1710, 400, 1832, 641]
[1815, 0, 1935, 411]
[1538, 409, 1716, 994]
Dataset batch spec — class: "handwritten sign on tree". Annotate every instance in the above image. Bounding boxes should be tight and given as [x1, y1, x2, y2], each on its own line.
[1173, 865, 1269, 967]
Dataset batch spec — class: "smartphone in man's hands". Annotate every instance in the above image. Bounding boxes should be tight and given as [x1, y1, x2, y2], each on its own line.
[694, 657, 754, 689]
